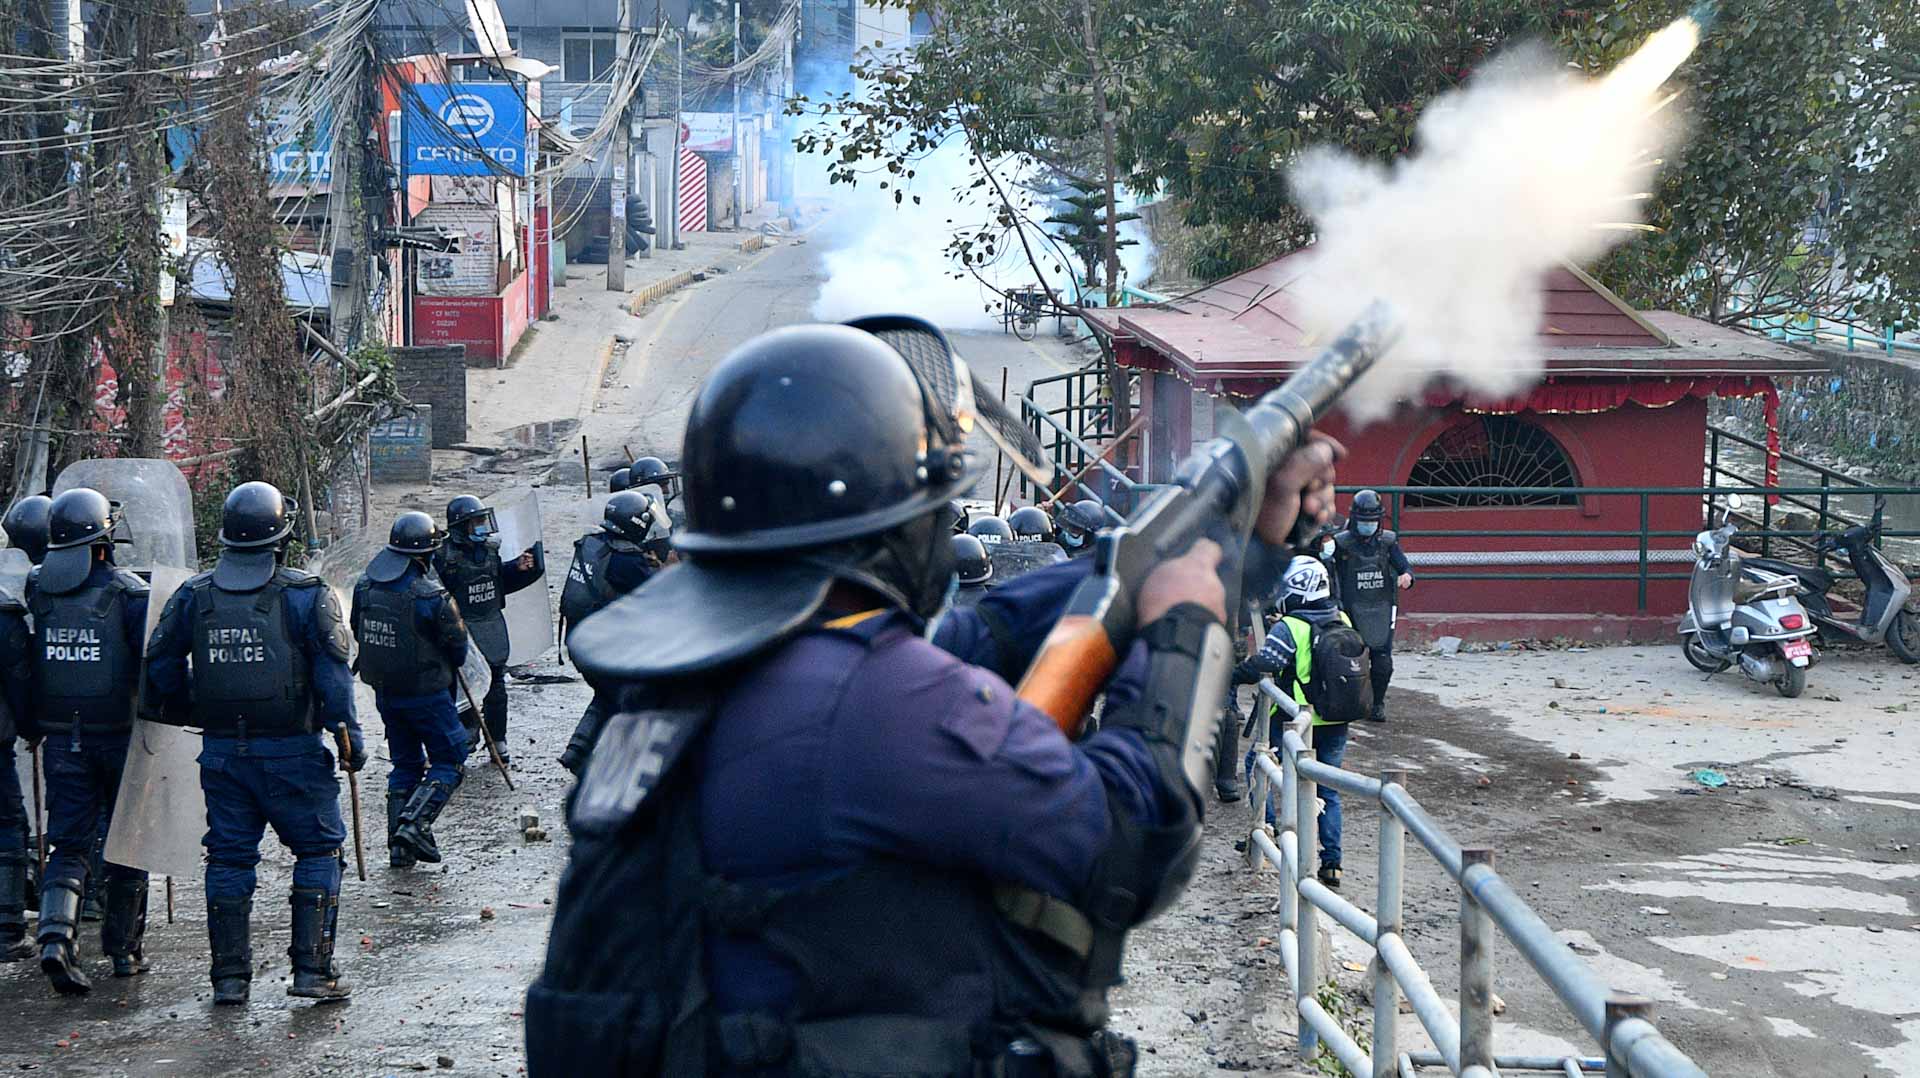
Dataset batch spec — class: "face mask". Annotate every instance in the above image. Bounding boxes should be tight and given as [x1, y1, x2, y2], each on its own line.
[1357, 521, 1379, 538]
[470, 524, 493, 540]
[1061, 529, 1086, 550]
[1320, 540, 1335, 560]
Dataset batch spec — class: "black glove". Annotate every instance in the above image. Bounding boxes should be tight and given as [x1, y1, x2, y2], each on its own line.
[336, 726, 368, 773]
[558, 739, 587, 777]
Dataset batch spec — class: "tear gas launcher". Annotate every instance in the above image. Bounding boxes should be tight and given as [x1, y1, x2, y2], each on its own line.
[1015, 302, 1401, 736]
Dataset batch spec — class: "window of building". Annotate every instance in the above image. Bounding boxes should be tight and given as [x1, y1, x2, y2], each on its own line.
[562, 33, 615, 83]
[1405, 415, 1580, 507]
[459, 29, 520, 81]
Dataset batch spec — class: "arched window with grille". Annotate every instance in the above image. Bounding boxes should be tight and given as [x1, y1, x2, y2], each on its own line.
[1405, 416, 1580, 507]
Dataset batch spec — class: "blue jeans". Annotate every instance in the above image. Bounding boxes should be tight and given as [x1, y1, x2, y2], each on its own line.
[198, 739, 345, 900]
[41, 729, 146, 890]
[1312, 722, 1349, 868]
[1244, 721, 1350, 868]
[378, 691, 470, 795]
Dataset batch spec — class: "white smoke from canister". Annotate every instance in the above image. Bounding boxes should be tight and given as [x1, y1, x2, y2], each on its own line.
[1288, 16, 1701, 423]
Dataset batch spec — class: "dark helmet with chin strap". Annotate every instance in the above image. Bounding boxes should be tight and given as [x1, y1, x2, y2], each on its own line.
[446, 494, 497, 538]
[568, 318, 984, 682]
[1007, 505, 1053, 542]
[1350, 489, 1384, 524]
[602, 490, 658, 545]
[220, 482, 296, 550]
[631, 456, 679, 502]
[952, 533, 991, 586]
[39, 488, 120, 593]
[2, 494, 53, 564]
[388, 511, 444, 555]
[608, 468, 632, 493]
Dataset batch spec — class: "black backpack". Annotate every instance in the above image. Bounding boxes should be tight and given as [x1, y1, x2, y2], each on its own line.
[1305, 621, 1372, 724]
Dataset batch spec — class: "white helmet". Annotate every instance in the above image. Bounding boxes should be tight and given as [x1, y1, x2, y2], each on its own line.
[1282, 555, 1331, 609]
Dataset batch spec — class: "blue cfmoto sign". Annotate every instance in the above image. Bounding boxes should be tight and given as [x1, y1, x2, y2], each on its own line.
[405, 83, 529, 177]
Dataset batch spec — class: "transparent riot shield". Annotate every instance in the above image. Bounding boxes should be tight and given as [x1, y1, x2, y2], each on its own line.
[104, 566, 207, 879]
[0, 546, 27, 600]
[494, 492, 553, 666]
[990, 540, 1067, 584]
[11, 747, 45, 838]
[53, 458, 198, 572]
[455, 633, 492, 716]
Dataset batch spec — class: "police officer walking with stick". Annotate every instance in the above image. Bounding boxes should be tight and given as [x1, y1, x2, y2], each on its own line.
[557, 491, 668, 777]
[525, 321, 1341, 1076]
[1331, 489, 1413, 722]
[0, 494, 50, 962]
[351, 512, 472, 868]
[434, 496, 544, 769]
[145, 482, 365, 1005]
[26, 489, 151, 995]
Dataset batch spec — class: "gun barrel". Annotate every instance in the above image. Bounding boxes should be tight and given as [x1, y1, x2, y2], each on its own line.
[1243, 300, 1400, 471]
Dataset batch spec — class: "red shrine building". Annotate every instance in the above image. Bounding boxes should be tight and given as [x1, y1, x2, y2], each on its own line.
[1084, 253, 1826, 641]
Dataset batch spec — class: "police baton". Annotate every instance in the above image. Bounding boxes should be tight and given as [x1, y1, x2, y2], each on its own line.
[456, 673, 516, 791]
[334, 727, 368, 882]
[30, 744, 44, 878]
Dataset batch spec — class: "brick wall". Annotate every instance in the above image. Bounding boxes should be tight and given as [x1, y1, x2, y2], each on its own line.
[393, 345, 468, 448]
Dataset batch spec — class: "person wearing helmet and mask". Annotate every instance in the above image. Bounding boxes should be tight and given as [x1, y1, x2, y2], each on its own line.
[557, 491, 671, 777]
[146, 482, 364, 1004]
[22, 489, 150, 994]
[1055, 498, 1105, 558]
[526, 318, 1344, 1075]
[0, 494, 51, 962]
[350, 513, 472, 872]
[433, 495, 545, 768]
[1331, 489, 1412, 723]
[1232, 556, 1370, 889]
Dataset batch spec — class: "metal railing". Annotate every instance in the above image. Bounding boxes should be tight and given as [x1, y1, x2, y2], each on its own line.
[1704, 424, 1892, 561]
[1726, 295, 1919, 357]
[1354, 484, 1920, 610]
[1242, 685, 1708, 1077]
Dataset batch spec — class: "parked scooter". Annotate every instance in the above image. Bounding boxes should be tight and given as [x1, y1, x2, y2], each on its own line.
[1679, 495, 1819, 697]
[1744, 495, 1918, 664]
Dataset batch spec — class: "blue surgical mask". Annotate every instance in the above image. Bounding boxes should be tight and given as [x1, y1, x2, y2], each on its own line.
[1357, 521, 1379, 538]
[1320, 540, 1335, 560]
[470, 524, 493, 539]
[1061, 530, 1086, 550]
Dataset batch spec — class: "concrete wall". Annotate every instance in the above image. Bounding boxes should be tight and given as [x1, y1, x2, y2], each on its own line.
[1720, 344, 1920, 482]
[392, 345, 469, 448]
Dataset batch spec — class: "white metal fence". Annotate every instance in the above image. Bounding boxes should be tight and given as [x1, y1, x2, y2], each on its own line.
[1242, 680, 1709, 1078]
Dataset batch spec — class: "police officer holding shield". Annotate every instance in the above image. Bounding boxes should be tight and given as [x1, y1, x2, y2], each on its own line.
[557, 491, 667, 777]
[146, 482, 364, 1005]
[526, 322, 1341, 1076]
[1331, 490, 1413, 722]
[433, 495, 544, 768]
[0, 494, 50, 962]
[26, 489, 150, 995]
[353, 512, 473, 868]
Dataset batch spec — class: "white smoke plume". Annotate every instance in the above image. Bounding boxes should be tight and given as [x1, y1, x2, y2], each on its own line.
[1287, 22, 1698, 423]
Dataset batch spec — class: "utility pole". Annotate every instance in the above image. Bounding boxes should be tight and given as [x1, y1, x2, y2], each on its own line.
[608, 0, 632, 291]
[731, 0, 742, 230]
[327, 33, 380, 351]
[1081, 0, 1120, 307]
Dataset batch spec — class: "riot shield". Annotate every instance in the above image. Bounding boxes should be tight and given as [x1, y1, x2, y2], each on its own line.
[456, 633, 492, 715]
[495, 492, 552, 666]
[10, 747, 45, 837]
[53, 458, 198, 572]
[104, 566, 206, 879]
[989, 540, 1067, 585]
[0, 546, 27, 600]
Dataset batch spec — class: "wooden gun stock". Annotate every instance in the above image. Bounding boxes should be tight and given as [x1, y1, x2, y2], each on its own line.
[1016, 615, 1118, 736]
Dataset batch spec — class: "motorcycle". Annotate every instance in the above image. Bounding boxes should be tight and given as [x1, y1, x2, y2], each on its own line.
[1679, 495, 1818, 698]
[1744, 495, 1918, 664]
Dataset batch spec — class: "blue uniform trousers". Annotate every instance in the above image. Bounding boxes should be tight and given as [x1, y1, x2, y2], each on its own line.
[0, 738, 29, 932]
[378, 691, 470, 796]
[198, 736, 345, 901]
[41, 729, 145, 891]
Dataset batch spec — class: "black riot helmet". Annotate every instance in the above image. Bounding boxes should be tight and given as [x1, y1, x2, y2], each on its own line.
[2, 494, 54, 564]
[952, 533, 992, 586]
[46, 488, 118, 551]
[445, 494, 497, 538]
[631, 456, 680, 503]
[1007, 505, 1053, 542]
[608, 468, 632, 494]
[388, 511, 445, 556]
[1059, 499, 1104, 539]
[676, 323, 979, 555]
[603, 490, 657, 545]
[1350, 489, 1384, 525]
[966, 515, 1013, 545]
[219, 482, 296, 550]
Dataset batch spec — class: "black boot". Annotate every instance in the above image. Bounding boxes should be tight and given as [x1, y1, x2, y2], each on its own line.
[101, 875, 150, 977]
[1369, 694, 1389, 724]
[1213, 705, 1244, 803]
[207, 895, 253, 1005]
[1317, 863, 1342, 891]
[387, 794, 416, 869]
[38, 877, 90, 996]
[287, 888, 351, 1001]
[0, 860, 30, 962]
[393, 778, 456, 864]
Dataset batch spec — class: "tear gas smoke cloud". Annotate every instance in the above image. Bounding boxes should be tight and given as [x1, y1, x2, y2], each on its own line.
[1288, 18, 1699, 423]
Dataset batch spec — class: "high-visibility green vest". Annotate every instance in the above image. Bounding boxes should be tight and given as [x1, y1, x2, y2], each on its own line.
[1280, 610, 1352, 727]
